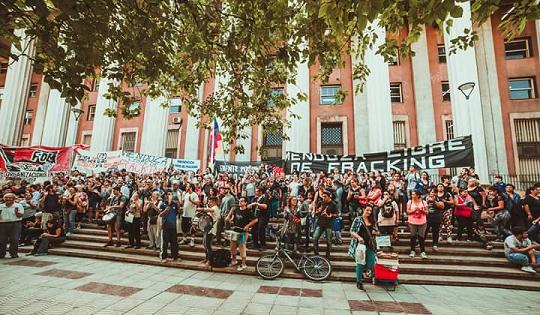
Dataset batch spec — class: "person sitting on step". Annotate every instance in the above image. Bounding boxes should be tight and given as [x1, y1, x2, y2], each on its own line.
[27, 219, 65, 256]
[503, 226, 540, 274]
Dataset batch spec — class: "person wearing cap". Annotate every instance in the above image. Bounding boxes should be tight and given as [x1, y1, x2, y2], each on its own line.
[0, 193, 25, 258]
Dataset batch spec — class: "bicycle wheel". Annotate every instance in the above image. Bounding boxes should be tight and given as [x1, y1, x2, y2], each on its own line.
[301, 255, 332, 281]
[256, 255, 284, 280]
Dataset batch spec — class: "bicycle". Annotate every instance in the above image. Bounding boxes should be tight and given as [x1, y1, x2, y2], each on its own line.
[255, 239, 332, 281]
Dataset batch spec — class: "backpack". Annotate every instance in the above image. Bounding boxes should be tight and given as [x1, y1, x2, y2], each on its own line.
[210, 248, 231, 268]
[381, 201, 395, 218]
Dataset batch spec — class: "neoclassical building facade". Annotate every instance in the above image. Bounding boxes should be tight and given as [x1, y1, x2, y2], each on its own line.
[0, 5, 539, 180]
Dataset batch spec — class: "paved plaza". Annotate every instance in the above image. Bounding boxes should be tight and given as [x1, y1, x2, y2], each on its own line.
[0, 256, 537, 315]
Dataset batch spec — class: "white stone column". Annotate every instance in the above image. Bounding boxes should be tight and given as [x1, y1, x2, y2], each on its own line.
[90, 78, 117, 152]
[214, 73, 231, 161]
[354, 22, 394, 153]
[0, 29, 35, 145]
[443, 0, 489, 181]
[184, 84, 204, 160]
[64, 102, 81, 146]
[41, 89, 70, 147]
[411, 26, 437, 145]
[30, 80, 50, 145]
[140, 95, 169, 156]
[285, 50, 310, 154]
[474, 20, 508, 175]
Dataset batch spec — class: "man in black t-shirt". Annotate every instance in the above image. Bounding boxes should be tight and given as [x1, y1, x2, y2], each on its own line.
[312, 190, 338, 259]
[248, 188, 269, 251]
[104, 186, 127, 247]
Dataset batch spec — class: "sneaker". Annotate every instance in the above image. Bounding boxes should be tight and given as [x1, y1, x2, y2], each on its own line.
[9, 254, 19, 258]
[115, 242, 122, 247]
[420, 252, 428, 259]
[179, 238, 187, 245]
[356, 283, 365, 291]
[447, 236, 453, 243]
[432, 246, 438, 252]
[66, 232, 72, 237]
[237, 264, 247, 271]
[521, 266, 537, 274]
[104, 242, 113, 247]
[189, 239, 195, 247]
[486, 245, 493, 250]
[409, 251, 416, 258]
[125, 245, 133, 249]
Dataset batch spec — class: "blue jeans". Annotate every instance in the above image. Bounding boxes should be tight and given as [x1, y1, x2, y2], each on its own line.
[506, 252, 540, 267]
[313, 226, 332, 258]
[64, 209, 77, 233]
[355, 247, 376, 284]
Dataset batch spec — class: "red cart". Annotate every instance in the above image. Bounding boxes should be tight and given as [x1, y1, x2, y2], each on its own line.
[373, 255, 400, 291]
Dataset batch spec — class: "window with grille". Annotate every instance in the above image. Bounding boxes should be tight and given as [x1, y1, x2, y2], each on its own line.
[505, 38, 531, 60]
[444, 120, 455, 140]
[392, 121, 407, 150]
[24, 110, 33, 125]
[261, 129, 283, 160]
[29, 83, 38, 97]
[169, 98, 182, 113]
[509, 78, 535, 100]
[0, 63, 8, 73]
[87, 105, 96, 121]
[441, 81, 451, 102]
[321, 123, 343, 155]
[320, 85, 341, 105]
[514, 118, 540, 174]
[437, 44, 446, 63]
[268, 88, 285, 107]
[390, 82, 403, 103]
[82, 134, 92, 146]
[165, 129, 179, 158]
[120, 132, 136, 152]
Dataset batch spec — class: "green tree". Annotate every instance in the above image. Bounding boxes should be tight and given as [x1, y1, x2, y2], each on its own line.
[1, 0, 538, 151]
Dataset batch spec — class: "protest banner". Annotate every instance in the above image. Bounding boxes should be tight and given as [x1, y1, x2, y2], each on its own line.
[72, 150, 123, 174]
[118, 152, 170, 175]
[214, 160, 284, 180]
[285, 135, 475, 174]
[0, 145, 71, 181]
[170, 158, 200, 172]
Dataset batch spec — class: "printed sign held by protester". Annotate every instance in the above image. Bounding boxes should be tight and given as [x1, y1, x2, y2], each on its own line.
[72, 150, 123, 174]
[170, 158, 200, 172]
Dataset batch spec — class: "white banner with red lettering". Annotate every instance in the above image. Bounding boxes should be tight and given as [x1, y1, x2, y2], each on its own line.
[117, 152, 170, 175]
[72, 149, 123, 174]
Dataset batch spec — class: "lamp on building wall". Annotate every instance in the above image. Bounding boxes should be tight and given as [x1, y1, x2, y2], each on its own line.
[71, 108, 84, 121]
[457, 82, 476, 100]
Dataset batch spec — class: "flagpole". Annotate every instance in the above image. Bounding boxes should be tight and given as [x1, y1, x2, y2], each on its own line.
[210, 118, 215, 169]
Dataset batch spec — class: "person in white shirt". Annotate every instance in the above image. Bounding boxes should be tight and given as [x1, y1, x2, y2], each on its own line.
[0, 193, 25, 258]
[180, 183, 199, 247]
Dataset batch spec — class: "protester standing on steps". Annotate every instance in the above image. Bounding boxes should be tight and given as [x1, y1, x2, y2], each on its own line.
[197, 196, 220, 267]
[436, 183, 454, 243]
[454, 189, 474, 242]
[425, 188, 445, 252]
[180, 183, 199, 248]
[226, 196, 258, 272]
[312, 190, 338, 259]
[248, 188, 269, 251]
[126, 191, 142, 249]
[144, 191, 161, 250]
[0, 193, 24, 258]
[349, 206, 377, 291]
[407, 190, 428, 259]
[216, 185, 235, 246]
[103, 186, 127, 247]
[159, 191, 179, 262]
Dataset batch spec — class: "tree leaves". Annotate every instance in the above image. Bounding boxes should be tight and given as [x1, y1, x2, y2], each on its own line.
[0, 0, 538, 152]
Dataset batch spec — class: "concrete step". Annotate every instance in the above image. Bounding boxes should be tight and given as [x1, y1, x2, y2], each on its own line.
[67, 233, 506, 259]
[20, 244, 540, 292]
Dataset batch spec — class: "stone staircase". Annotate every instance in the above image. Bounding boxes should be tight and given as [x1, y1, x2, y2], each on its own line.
[19, 219, 540, 291]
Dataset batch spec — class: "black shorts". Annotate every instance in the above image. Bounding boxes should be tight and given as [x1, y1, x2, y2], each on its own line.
[181, 217, 192, 234]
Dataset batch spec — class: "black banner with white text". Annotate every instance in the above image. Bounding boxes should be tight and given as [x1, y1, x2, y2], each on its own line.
[285, 135, 474, 174]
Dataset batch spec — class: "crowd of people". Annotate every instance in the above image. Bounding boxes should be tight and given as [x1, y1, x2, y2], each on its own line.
[0, 165, 539, 289]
